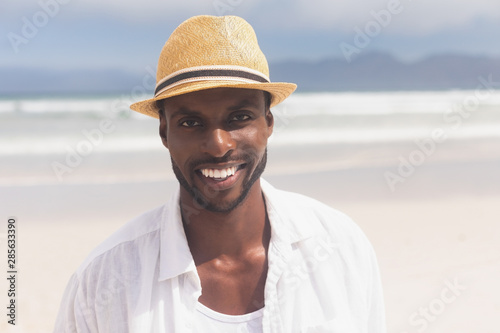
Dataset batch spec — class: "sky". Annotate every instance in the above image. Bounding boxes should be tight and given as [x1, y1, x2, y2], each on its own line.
[2, 0, 500, 74]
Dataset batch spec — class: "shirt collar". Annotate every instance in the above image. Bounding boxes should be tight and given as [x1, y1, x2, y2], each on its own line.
[260, 178, 315, 244]
[158, 178, 315, 281]
[158, 187, 197, 281]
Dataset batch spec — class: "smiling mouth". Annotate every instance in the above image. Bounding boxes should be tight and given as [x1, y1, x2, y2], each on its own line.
[197, 164, 246, 181]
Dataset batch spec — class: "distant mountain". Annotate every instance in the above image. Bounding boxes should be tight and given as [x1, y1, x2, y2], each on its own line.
[270, 53, 500, 91]
[1, 53, 499, 95]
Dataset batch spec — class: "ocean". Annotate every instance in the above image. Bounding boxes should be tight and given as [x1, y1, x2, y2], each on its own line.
[1, 90, 499, 151]
[1, 90, 499, 186]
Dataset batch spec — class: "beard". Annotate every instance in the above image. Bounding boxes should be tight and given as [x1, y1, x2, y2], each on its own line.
[171, 148, 267, 213]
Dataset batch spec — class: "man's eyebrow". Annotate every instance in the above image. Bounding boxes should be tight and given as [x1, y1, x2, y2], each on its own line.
[169, 107, 201, 119]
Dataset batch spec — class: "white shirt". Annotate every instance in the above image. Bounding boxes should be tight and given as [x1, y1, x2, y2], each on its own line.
[193, 302, 263, 332]
[54, 179, 386, 332]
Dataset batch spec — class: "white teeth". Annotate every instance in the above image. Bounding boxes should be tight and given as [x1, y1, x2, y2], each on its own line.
[200, 166, 237, 179]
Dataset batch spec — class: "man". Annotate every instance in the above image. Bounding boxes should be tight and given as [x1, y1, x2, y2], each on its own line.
[54, 15, 386, 332]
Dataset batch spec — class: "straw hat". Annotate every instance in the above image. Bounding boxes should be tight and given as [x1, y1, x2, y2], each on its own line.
[130, 15, 297, 118]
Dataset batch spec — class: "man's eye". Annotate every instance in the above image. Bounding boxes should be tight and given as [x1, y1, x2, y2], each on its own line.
[231, 114, 251, 122]
[180, 120, 201, 127]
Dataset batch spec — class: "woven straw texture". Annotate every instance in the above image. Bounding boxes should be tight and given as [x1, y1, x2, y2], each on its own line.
[130, 15, 297, 118]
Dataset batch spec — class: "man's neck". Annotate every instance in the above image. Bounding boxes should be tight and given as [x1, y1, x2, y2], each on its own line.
[180, 180, 270, 263]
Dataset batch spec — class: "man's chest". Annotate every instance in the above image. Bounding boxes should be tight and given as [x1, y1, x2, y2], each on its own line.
[195, 254, 268, 315]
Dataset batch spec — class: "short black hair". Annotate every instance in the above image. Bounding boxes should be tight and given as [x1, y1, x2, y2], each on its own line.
[156, 99, 163, 116]
[263, 91, 271, 110]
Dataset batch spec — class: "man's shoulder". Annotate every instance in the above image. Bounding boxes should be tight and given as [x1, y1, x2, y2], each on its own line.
[263, 180, 366, 243]
[264, 181, 378, 274]
[75, 205, 166, 276]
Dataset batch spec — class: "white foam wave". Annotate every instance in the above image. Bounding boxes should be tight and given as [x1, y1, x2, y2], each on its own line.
[274, 90, 500, 116]
[0, 96, 144, 119]
[2, 89, 500, 117]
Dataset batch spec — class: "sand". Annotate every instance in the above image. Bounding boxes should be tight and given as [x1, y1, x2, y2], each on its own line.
[1, 137, 499, 332]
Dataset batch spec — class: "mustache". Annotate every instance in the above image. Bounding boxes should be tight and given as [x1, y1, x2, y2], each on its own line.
[188, 151, 255, 170]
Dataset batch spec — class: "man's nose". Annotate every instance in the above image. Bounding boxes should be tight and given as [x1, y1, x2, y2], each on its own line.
[200, 128, 235, 157]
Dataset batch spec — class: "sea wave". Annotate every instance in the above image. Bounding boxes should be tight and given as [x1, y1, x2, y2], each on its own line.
[2, 90, 500, 116]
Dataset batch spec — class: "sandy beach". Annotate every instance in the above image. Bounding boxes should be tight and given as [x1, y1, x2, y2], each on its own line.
[1, 134, 499, 333]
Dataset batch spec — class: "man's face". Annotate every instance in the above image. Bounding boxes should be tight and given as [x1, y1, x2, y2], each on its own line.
[159, 88, 274, 213]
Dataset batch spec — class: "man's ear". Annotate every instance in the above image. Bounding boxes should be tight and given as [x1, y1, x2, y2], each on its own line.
[158, 108, 169, 149]
[265, 108, 274, 137]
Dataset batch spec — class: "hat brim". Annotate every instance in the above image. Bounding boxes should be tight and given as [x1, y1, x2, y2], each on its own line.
[130, 80, 297, 119]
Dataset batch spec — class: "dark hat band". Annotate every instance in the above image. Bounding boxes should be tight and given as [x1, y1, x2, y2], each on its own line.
[154, 66, 270, 97]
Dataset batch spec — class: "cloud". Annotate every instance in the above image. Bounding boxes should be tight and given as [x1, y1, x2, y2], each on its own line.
[252, 0, 500, 35]
[5, 0, 500, 35]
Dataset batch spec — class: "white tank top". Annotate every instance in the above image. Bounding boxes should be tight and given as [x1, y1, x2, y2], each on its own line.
[192, 302, 264, 333]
